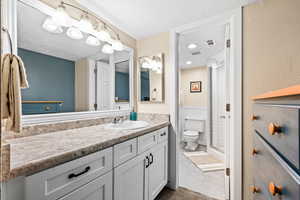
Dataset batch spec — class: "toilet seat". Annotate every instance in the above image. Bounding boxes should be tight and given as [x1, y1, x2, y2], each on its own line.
[183, 130, 199, 137]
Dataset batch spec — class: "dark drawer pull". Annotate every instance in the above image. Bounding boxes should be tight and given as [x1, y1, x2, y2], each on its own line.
[149, 153, 153, 165]
[268, 182, 282, 196]
[68, 166, 91, 179]
[145, 156, 150, 168]
[160, 132, 166, 137]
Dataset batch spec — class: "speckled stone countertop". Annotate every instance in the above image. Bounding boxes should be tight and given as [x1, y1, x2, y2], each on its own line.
[2, 114, 169, 181]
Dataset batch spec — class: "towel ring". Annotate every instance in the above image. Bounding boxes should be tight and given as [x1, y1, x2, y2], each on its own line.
[1, 27, 13, 55]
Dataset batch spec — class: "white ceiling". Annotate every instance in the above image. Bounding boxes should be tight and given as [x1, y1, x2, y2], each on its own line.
[17, 2, 108, 61]
[179, 23, 225, 68]
[81, 0, 256, 39]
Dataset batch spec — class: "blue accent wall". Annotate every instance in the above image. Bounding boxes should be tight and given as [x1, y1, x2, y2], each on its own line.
[115, 72, 129, 101]
[140, 71, 150, 100]
[19, 48, 75, 112]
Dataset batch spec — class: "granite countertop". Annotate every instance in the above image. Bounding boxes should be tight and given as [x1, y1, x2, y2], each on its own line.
[3, 115, 169, 181]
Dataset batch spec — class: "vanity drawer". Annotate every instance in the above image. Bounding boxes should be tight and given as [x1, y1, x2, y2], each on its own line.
[253, 104, 300, 170]
[252, 133, 300, 200]
[137, 131, 158, 154]
[25, 147, 113, 200]
[157, 127, 168, 143]
[58, 171, 112, 200]
[114, 138, 137, 167]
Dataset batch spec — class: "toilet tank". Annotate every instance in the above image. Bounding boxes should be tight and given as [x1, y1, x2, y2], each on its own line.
[184, 117, 205, 132]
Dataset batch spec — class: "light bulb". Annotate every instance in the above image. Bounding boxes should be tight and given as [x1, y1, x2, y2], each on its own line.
[52, 4, 69, 26]
[142, 62, 151, 69]
[187, 43, 197, 49]
[78, 15, 93, 32]
[186, 61, 192, 65]
[42, 17, 63, 33]
[112, 39, 124, 51]
[86, 35, 100, 46]
[102, 44, 114, 54]
[96, 29, 111, 42]
[66, 27, 83, 40]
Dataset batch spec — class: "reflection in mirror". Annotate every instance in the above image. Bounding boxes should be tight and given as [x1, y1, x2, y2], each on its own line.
[139, 54, 164, 103]
[17, 1, 132, 115]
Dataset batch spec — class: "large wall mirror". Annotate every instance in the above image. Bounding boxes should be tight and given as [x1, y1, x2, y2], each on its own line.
[139, 53, 164, 103]
[17, 0, 134, 118]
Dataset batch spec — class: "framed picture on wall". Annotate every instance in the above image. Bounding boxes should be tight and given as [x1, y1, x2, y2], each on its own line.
[190, 81, 202, 93]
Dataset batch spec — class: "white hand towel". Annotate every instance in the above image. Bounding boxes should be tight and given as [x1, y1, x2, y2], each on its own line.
[1, 54, 29, 133]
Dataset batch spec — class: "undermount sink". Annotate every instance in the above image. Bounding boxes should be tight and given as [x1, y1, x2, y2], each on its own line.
[105, 120, 149, 130]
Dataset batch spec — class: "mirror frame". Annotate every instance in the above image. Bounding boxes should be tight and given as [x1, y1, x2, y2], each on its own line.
[138, 53, 165, 104]
[8, 0, 135, 125]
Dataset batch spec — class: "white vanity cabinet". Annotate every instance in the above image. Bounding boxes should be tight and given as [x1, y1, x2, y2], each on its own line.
[25, 148, 113, 200]
[148, 141, 168, 200]
[114, 153, 148, 200]
[58, 171, 113, 200]
[114, 127, 168, 200]
[3, 127, 168, 200]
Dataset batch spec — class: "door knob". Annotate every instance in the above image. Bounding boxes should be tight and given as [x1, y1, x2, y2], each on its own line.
[268, 182, 282, 196]
[268, 123, 282, 135]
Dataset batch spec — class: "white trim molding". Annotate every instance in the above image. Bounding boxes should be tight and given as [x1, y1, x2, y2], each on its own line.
[170, 8, 242, 200]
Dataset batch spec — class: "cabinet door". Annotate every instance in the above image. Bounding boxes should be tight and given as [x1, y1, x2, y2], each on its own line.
[59, 171, 112, 200]
[148, 141, 168, 200]
[114, 153, 148, 200]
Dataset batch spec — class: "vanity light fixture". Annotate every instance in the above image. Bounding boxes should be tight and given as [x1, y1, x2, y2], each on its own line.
[95, 25, 111, 42]
[42, 17, 63, 33]
[52, 4, 69, 26]
[86, 35, 100, 46]
[42, 1, 126, 54]
[102, 44, 114, 54]
[111, 37, 124, 51]
[66, 27, 83, 40]
[186, 61, 192, 65]
[187, 43, 197, 49]
[78, 14, 93, 32]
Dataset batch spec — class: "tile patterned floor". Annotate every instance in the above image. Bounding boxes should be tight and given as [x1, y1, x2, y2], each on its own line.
[156, 187, 219, 200]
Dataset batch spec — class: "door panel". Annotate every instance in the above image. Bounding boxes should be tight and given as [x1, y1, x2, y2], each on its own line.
[114, 153, 147, 200]
[97, 61, 113, 111]
[148, 142, 168, 200]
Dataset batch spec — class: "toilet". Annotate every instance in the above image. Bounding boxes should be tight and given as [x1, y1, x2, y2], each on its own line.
[183, 117, 205, 151]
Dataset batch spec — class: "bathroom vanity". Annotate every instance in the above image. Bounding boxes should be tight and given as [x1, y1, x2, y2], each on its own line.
[1, 114, 169, 200]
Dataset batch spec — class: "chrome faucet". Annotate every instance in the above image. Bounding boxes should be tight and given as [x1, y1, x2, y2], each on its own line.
[113, 116, 125, 124]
